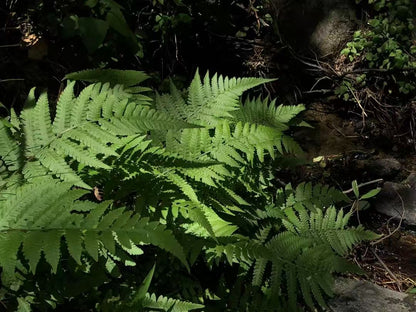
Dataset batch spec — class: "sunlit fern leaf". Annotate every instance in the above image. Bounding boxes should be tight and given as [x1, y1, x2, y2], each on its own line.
[54, 81, 75, 133]
[245, 194, 377, 310]
[165, 172, 199, 202]
[0, 122, 22, 173]
[233, 96, 305, 129]
[33, 92, 53, 147]
[171, 200, 216, 238]
[0, 179, 188, 276]
[156, 70, 274, 127]
[183, 207, 238, 239]
[37, 149, 90, 188]
[2, 79, 166, 189]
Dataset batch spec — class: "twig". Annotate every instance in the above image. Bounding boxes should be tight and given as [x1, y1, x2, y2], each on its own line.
[343, 179, 384, 194]
[371, 248, 402, 292]
[302, 89, 332, 94]
[0, 78, 24, 83]
[0, 299, 7, 310]
[346, 83, 368, 119]
[0, 43, 21, 48]
[309, 76, 331, 91]
[329, 123, 360, 138]
[371, 188, 405, 246]
[340, 67, 416, 77]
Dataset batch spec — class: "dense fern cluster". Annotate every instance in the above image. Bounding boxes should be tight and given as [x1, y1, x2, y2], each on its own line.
[0, 69, 377, 311]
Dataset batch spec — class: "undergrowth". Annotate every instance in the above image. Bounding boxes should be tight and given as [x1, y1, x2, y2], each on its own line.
[336, 0, 416, 109]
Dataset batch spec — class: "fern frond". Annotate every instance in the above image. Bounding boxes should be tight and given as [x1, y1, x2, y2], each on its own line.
[54, 81, 75, 133]
[158, 71, 274, 126]
[65, 69, 149, 87]
[0, 121, 22, 173]
[284, 182, 350, 211]
[233, 96, 305, 129]
[283, 206, 379, 256]
[0, 179, 188, 276]
[33, 92, 53, 147]
[252, 257, 268, 286]
[142, 293, 204, 312]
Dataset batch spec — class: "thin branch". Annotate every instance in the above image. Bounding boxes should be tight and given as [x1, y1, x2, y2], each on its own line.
[0, 43, 21, 48]
[343, 179, 384, 194]
[371, 188, 405, 246]
[371, 248, 402, 292]
[0, 78, 24, 83]
[340, 67, 416, 77]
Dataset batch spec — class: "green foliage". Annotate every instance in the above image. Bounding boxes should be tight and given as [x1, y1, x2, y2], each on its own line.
[62, 0, 141, 54]
[337, 0, 416, 102]
[0, 69, 377, 311]
[205, 183, 377, 311]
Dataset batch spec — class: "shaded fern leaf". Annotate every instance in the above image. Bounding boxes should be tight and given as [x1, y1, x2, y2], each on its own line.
[65, 69, 149, 87]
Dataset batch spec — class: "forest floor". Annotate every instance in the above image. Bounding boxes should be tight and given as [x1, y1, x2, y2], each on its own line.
[299, 101, 416, 294]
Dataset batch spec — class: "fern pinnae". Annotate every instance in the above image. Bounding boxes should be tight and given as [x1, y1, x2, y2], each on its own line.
[38, 149, 91, 189]
[166, 172, 199, 202]
[0, 122, 22, 172]
[62, 128, 118, 157]
[32, 93, 53, 147]
[70, 83, 94, 126]
[22, 231, 44, 272]
[51, 139, 111, 169]
[54, 81, 75, 133]
[142, 293, 204, 312]
[253, 257, 268, 286]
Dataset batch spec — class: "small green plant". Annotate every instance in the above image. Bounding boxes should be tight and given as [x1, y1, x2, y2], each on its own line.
[350, 179, 382, 211]
[336, 0, 416, 103]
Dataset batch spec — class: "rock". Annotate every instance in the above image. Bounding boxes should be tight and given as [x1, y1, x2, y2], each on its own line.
[270, 0, 358, 57]
[373, 181, 416, 225]
[330, 278, 416, 312]
[356, 157, 401, 179]
[405, 173, 416, 188]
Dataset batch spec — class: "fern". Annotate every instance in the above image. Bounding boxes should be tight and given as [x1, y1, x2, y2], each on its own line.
[0, 69, 379, 311]
[232, 184, 379, 311]
[284, 182, 350, 211]
[142, 293, 204, 312]
[66, 68, 149, 86]
[283, 205, 378, 256]
[182, 71, 275, 126]
[0, 178, 187, 279]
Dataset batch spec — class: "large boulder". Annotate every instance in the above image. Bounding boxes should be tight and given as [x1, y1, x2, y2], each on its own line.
[330, 278, 416, 312]
[270, 0, 358, 57]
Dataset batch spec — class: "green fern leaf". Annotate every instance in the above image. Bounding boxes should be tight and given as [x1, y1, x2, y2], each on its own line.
[54, 81, 75, 133]
[65, 229, 83, 265]
[253, 258, 268, 286]
[42, 230, 62, 273]
[142, 293, 204, 312]
[23, 231, 44, 272]
[66, 69, 149, 87]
